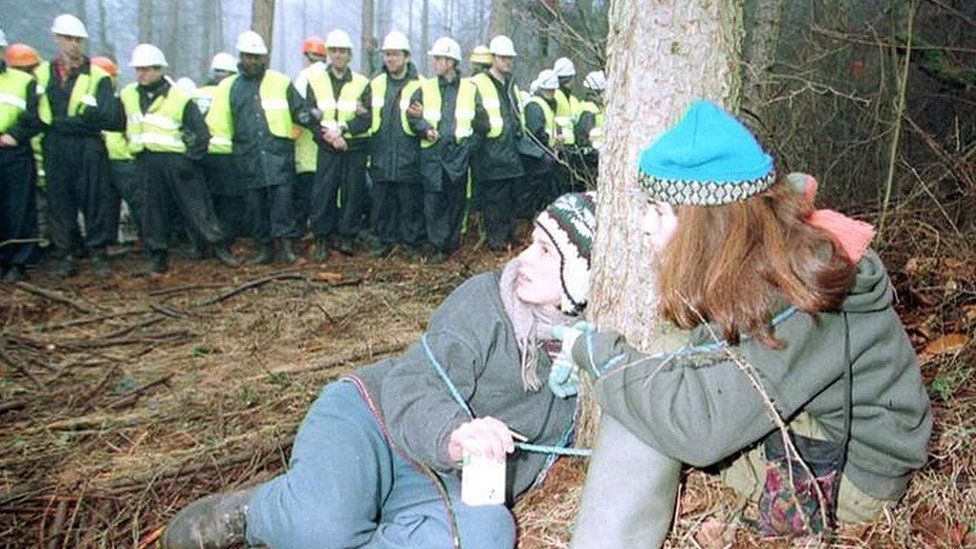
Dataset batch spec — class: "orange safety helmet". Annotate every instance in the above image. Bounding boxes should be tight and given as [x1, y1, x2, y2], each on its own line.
[5, 43, 40, 69]
[302, 36, 326, 57]
[90, 55, 118, 77]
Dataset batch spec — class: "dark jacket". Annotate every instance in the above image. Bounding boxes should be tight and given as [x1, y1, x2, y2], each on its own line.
[521, 95, 555, 170]
[135, 78, 210, 161]
[368, 62, 421, 183]
[575, 250, 932, 501]
[43, 57, 123, 137]
[471, 71, 523, 182]
[229, 66, 315, 189]
[347, 271, 576, 503]
[306, 65, 372, 153]
[408, 73, 475, 190]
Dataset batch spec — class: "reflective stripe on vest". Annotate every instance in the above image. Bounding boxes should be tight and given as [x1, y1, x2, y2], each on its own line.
[193, 85, 217, 116]
[418, 76, 477, 148]
[205, 70, 295, 155]
[469, 72, 523, 139]
[293, 65, 322, 173]
[0, 69, 33, 133]
[369, 72, 422, 136]
[526, 96, 556, 148]
[36, 61, 110, 124]
[120, 83, 190, 154]
[308, 68, 369, 138]
[553, 89, 577, 145]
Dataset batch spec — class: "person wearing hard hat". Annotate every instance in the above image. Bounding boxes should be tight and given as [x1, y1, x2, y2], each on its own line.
[121, 44, 237, 275]
[467, 35, 525, 252]
[0, 30, 45, 281]
[195, 52, 245, 246]
[89, 55, 141, 246]
[366, 30, 424, 259]
[39, 14, 124, 279]
[406, 36, 477, 263]
[291, 37, 328, 241]
[575, 70, 606, 184]
[302, 28, 372, 261]
[520, 69, 561, 216]
[468, 45, 492, 75]
[551, 57, 580, 149]
[206, 30, 317, 265]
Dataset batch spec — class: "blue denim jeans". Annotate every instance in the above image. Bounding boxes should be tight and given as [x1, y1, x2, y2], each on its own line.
[246, 380, 516, 548]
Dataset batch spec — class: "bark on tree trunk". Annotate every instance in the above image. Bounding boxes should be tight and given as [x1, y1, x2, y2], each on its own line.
[252, 0, 276, 50]
[581, 0, 744, 443]
[488, 0, 511, 38]
[362, 0, 375, 73]
[421, 0, 430, 74]
[742, 0, 783, 111]
[138, 0, 153, 44]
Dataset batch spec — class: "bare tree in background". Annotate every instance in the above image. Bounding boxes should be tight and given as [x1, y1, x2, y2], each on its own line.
[421, 0, 430, 73]
[252, 0, 276, 47]
[362, 0, 376, 73]
[489, 0, 512, 38]
[581, 0, 744, 442]
[138, 0, 153, 43]
[742, 0, 783, 114]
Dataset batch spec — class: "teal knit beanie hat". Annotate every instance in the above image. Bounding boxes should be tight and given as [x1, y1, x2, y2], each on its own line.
[638, 99, 775, 206]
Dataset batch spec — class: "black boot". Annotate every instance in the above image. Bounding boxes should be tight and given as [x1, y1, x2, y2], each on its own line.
[275, 238, 296, 264]
[213, 245, 239, 268]
[54, 254, 78, 279]
[136, 251, 168, 276]
[248, 243, 273, 265]
[90, 249, 111, 279]
[161, 487, 252, 549]
[311, 237, 329, 263]
[3, 265, 25, 282]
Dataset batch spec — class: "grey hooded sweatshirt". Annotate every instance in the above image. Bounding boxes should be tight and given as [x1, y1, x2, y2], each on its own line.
[574, 250, 931, 501]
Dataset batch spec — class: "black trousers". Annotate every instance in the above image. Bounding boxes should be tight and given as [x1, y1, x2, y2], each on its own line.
[244, 182, 297, 244]
[423, 172, 466, 254]
[42, 133, 117, 254]
[137, 153, 227, 253]
[109, 159, 141, 235]
[373, 179, 425, 246]
[479, 176, 519, 250]
[310, 149, 368, 239]
[293, 171, 314, 238]
[0, 146, 38, 267]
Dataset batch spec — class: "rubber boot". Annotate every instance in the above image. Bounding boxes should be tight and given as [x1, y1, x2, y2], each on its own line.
[275, 238, 296, 264]
[571, 414, 681, 548]
[311, 237, 329, 263]
[161, 487, 252, 549]
[136, 251, 168, 276]
[213, 245, 239, 268]
[3, 265, 25, 282]
[248, 242, 273, 265]
[90, 248, 111, 279]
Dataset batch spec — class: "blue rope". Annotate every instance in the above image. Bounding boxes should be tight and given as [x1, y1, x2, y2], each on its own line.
[421, 334, 590, 458]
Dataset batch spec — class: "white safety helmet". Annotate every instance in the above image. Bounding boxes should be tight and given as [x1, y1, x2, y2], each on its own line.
[129, 43, 168, 68]
[381, 30, 410, 53]
[325, 29, 354, 50]
[51, 14, 89, 39]
[488, 35, 517, 57]
[0, 27, 7, 48]
[536, 69, 559, 91]
[210, 52, 238, 73]
[427, 37, 461, 62]
[175, 77, 197, 94]
[583, 70, 606, 91]
[528, 77, 540, 96]
[236, 30, 268, 55]
[553, 57, 576, 77]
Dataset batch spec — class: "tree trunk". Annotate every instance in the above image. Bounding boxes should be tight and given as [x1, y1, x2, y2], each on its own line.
[201, 0, 214, 77]
[582, 0, 744, 443]
[488, 0, 511, 38]
[165, 0, 180, 77]
[742, 0, 783, 111]
[252, 0, 276, 49]
[361, 0, 375, 73]
[138, 0, 153, 43]
[96, 0, 112, 58]
[421, 0, 430, 74]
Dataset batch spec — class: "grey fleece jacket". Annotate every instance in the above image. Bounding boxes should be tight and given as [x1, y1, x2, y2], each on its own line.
[574, 250, 932, 501]
[346, 271, 576, 503]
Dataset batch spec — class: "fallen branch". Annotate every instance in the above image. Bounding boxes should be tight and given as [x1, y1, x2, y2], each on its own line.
[106, 374, 174, 409]
[0, 399, 26, 414]
[36, 309, 146, 332]
[13, 282, 96, 314]
[147, 283, 225, 297]
[195, 271, 306, 307]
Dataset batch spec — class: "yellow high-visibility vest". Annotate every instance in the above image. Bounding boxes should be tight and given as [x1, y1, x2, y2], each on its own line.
[293, 63, 324, 173]
[526, 96, 556, 148]
[192, 85, 218, 116]
[36, 60, 111, 124]
[418, 76, 477, 148]
[206, 70, 295, 155]
[577, 100, 604, 150]
[369, 72, 422, 136]
[307, 67, 370, 139]
[0, 67, 33, 133]
[553, 89, 579, 146]
[468, 72, 523, 139]
[120, 82, 190, 154]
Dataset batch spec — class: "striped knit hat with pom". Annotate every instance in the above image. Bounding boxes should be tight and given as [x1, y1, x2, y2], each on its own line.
[534, 192, 596, 315]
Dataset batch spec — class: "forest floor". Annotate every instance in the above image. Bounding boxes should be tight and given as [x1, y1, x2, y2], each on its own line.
[0, 214, 973, 548]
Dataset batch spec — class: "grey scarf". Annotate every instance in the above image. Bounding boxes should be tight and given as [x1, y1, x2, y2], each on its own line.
[499, 259, 577, 391]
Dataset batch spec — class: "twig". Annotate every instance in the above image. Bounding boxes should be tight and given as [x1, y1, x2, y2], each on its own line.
[146, 283, 225, 297]
[879, 2, 916, 238]
[0, 237, 47, 249]
[0, 343, 45, 389]
[35, 309, 146, 332]
[13, 282, 96, 314]
[45, 499, 67, 549]
[100, 315, 166, 340]
[106, 374, 174, 409]
[0, 399, 26, 414]
[195, 271, 306, 307]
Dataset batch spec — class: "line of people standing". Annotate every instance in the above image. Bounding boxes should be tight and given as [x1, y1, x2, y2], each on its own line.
[0, 13, 607, 281]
